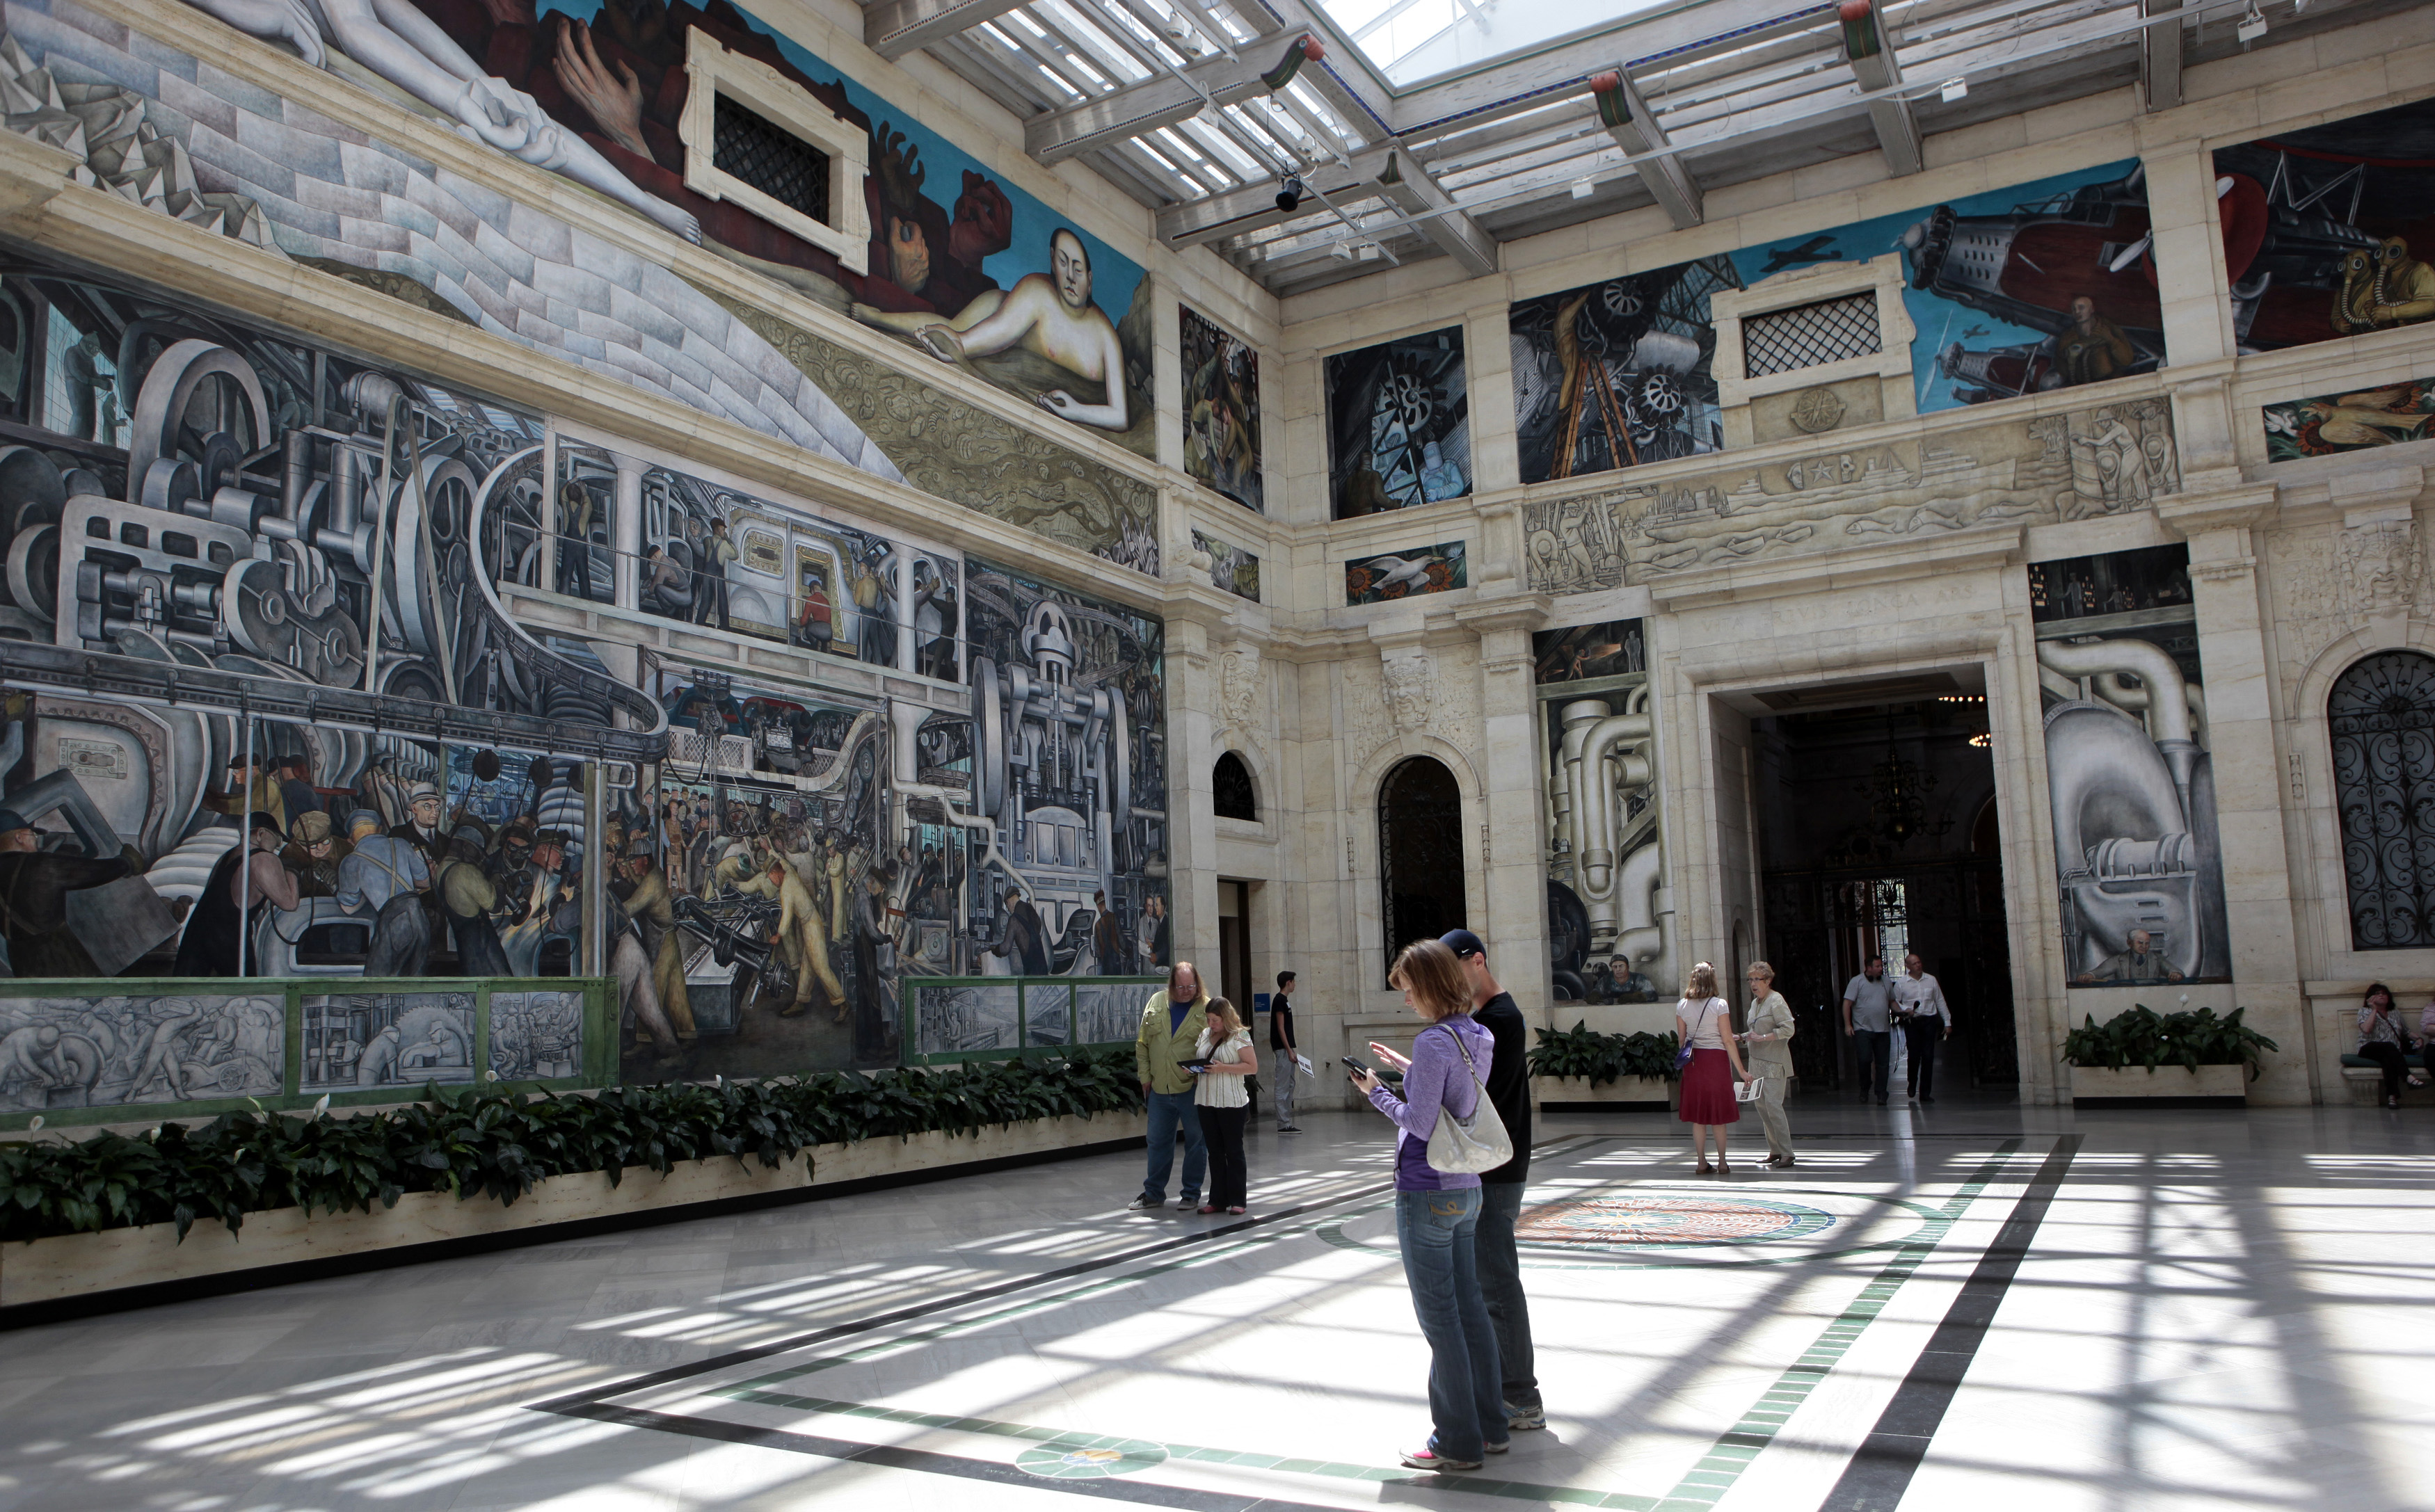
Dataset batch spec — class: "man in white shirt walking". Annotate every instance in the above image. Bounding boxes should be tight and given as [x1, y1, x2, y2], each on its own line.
[1891, 952, 1952, 1104]
[1840, 957, 1894, 1106]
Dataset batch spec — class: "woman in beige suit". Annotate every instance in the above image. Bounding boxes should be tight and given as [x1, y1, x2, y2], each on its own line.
[1740, 963, 1798, 1169]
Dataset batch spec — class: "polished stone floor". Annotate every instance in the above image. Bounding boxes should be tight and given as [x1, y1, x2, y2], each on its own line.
[1, 1091, 2430, 1511]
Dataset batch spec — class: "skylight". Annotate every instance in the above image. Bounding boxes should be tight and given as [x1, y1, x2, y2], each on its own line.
[1316, 0, 1695, 86]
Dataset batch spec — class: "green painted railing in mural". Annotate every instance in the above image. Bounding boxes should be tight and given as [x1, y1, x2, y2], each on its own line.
[0, 978, 615, 1132]
[900, 976, 1166, 1068]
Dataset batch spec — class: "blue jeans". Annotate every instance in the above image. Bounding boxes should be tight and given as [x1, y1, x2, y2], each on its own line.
[1394, 1187, 1506, 1461]
[1474, 1181, 1540, 1411]
[1853, 1029, 1891, 1101]
[1141, 1089, 1206, 1204]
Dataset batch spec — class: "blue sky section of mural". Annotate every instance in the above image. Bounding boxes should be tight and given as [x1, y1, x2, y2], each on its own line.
[1728, 158, 2157, 413]
[539, 1, 1141, 325]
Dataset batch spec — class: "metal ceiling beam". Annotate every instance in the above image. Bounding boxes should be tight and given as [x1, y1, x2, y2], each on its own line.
[1589, 69, 1702, 227]
[1023, 33, 1325, 166]
[1837, 0, 1922, 176]
[1156, 145, 1396, 246]
[1369, 145, 1499, 276]
[866, 0, 1033, 62]
[2140, 0, 2183, 110]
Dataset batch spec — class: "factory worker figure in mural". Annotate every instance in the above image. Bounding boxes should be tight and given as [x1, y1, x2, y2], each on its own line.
[337, 810, 432, 978]
[1137, 892, 1169, 971]
[993, 887, 1051, 976]
[173, 812, 295, 977]
[856, 229, 1130, 432]
[282, 811, 345, 899]
[558, 480, 597, 601]
[854, 865, 900, 1055]
[2054, 295, 2138, 387]
[1092, 890, 1123, 976]
[437, 821, 513, 977]
[0, 807, 147, 979]
[2076, 928, 2184, 986]
[392, 784, 447, 869]
[177, 0, 704, 243]
[694, 518, 737, 631]
[502, 828, 573, 975]
[615, 851, 696, 1040]
[203, 753, 286, 833]
[739, 854, 838, 1020]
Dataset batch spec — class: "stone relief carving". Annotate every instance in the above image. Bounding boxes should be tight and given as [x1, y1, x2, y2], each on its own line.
[705, 287, 1160, 573]
[1220, 648, 1265, 748]
[1524, 397, 2181, 593]
[2337, 512, 2425, 614]
[2270, 513, 2435, 706]
[1382, 654, 1437, 733]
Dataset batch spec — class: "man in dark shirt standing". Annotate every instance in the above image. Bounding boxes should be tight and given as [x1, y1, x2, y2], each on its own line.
[1268, 970, 1300, 1132]
[1443, 927, 1543, 1433]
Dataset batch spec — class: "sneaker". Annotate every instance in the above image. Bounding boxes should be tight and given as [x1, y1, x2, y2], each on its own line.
[1484, 1440, 1511, 1455]
[1400, 1447, 1480, 1472]
[1506, 1404, 1546, 1431]
[1278, 1125, 1302, 1133]
[1125, 1195, 1161, 1211]
[1176, 1199, 1201, 1210]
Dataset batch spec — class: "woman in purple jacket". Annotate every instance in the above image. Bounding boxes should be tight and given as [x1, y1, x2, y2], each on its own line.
[1350, 938, 1509, 1473]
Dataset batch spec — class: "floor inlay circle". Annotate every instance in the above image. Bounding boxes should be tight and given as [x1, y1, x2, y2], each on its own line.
[1517, 1193, 1835, 1248]
[1014, 1440, 1169, 1479]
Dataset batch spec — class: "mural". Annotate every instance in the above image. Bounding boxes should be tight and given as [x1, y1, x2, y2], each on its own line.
[2212, 98, 2435, 354]
[0, 4, 1157, 568]
[1327, 328, 1469, 517]
[560, 442, 960, 673]
[2027, 545, 2229, 987]
[1181, 306, 1263, 512]
[1193, 531, 1261, 604]
[0, 992, 282, 1111]
[2265, 374, 2435, 460]
[1510, 258, 1739, 485]
[1535, 621, 1670, 1006]
[1346, 542, 1467, 606]
[300, 990, 476, 1091]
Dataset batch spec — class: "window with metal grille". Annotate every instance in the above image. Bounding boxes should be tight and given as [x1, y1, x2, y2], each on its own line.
[1213, 752, 1257, 821]
[712, 94, 831, 226]
[2331, 650, 2435, 949]
[1741, 292, 1881, 378]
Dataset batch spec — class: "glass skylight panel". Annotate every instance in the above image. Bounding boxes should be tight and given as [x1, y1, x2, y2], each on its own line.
[1316, 0, 1698, 87]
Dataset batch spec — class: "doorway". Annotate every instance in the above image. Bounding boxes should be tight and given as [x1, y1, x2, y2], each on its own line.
[1753, 694, 2018, 1093]
[1217, 879, 1250, 1013]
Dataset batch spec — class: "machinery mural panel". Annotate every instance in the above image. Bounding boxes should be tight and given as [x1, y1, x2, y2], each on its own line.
[1327, 328, 1470, 517]
[1535, 620, 1672, 1005]
[2027, 545, 2230, 987]
[1510, 257, 1739, 485]
[2211, 98, 2435, 354]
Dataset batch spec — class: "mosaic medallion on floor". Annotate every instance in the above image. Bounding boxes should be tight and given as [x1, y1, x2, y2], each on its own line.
[1516, 1193, 1836, 1249]
[1015, 1438, 1169, 1479]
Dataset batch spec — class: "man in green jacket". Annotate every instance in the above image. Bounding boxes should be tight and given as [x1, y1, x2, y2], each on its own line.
[1128, 961, 1211, 1212]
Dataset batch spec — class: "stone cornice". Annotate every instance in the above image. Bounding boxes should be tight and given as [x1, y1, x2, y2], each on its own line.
[1647, 524, 2025, 613]
[2155, 482, 2280, 538]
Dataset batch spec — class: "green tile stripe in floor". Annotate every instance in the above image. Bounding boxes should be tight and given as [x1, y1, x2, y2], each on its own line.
[682, 1139, 2034, 1511]
[1645, 1138, 2027, 1512]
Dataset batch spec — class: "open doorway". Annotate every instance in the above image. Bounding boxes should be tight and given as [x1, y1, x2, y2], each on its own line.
[1754, 691, 2018, 1095]
[1217, 879, 1250, 1013]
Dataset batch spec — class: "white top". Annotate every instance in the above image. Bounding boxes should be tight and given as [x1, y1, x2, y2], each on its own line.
[1892, 972, 1949, 1024]
[1194, 1026, 1252, 1108]
[1679, 996, 1731, 1049]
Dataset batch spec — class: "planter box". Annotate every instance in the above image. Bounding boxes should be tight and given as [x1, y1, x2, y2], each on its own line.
[2070, 1063, 2247, 1107]
[1535, 1074, 1675, 1112]
[0, 1109, 1146, 1312]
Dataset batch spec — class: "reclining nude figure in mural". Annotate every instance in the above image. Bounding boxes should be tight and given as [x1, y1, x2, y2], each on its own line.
[852, 229, 1128, 431]
[182, 0, 702, 243]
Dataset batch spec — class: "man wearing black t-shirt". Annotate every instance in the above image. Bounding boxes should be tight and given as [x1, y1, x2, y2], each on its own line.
[1442, 928, 1543, 1432]
[1268, 970, 1300, 1132]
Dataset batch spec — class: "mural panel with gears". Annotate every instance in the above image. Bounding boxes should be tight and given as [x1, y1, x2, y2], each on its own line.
[1510, 259, 1739, 485]
[1326, 328, 1470, 517]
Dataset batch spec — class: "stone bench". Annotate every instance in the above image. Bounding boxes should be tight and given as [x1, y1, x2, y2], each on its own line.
[2337, 1052, 2435, 1106]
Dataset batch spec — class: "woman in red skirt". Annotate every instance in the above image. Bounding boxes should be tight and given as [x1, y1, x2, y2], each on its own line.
[1676, 962, 1748, 1175]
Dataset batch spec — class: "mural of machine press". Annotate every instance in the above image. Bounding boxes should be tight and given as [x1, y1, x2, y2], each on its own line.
[1535, 621, 1673, 1005]
[2028, 545, 2230, 987]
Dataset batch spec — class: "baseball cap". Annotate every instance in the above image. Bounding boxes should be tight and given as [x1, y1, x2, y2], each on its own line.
[1440, 928, 1487, 960]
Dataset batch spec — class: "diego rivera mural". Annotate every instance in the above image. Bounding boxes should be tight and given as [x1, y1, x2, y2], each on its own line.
[1181, 306, 1263, 513]
[2026, 545, 2230, 988]
[1506, 161, 2166, 485]
[1534, 620, 1671, 1005]
[2212, 97, 2435, 354]
[1327, 328, 1469, 517]
[0, 254, 1169, 1084]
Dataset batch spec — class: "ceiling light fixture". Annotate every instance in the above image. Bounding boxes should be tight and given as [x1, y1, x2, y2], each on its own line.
[2236, 3, 2266, 42]
[1330, 241, 1355, 262]
[1275, 174, 1304, 213]
[1357, 243, 1380, 261]
[1940, 76, 1968, 102]
[1570, 177, 1595, 199]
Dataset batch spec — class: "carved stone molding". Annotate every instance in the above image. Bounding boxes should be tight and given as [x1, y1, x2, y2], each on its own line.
[1219, 647, 1265, 750]
[1380, 652, 1438, 734]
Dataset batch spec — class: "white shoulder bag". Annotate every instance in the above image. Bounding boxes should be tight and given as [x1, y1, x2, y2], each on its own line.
[1423, 1023, 1515, 1174]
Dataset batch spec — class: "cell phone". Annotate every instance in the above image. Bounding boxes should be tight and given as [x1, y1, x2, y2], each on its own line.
[1180, 1058, 1211, 1072]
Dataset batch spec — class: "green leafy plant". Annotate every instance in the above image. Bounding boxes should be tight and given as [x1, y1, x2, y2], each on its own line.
[2061, 1004, 2278, 1079]
[0, 1047, 1144, 1245]
[1526, 1021, 1681, 1086]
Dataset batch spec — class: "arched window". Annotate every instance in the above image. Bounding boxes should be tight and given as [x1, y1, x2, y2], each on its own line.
[2330, 650, 2435, 949]
[1378, 756, 1465, 979]
[1213, 751, 1257, 821]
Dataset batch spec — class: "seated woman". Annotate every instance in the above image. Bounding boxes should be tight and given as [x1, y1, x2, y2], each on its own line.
[2355, 983, 2427, 1109]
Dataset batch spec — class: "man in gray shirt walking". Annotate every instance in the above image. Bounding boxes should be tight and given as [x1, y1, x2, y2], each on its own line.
[1841, 956, 1893, 1106]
